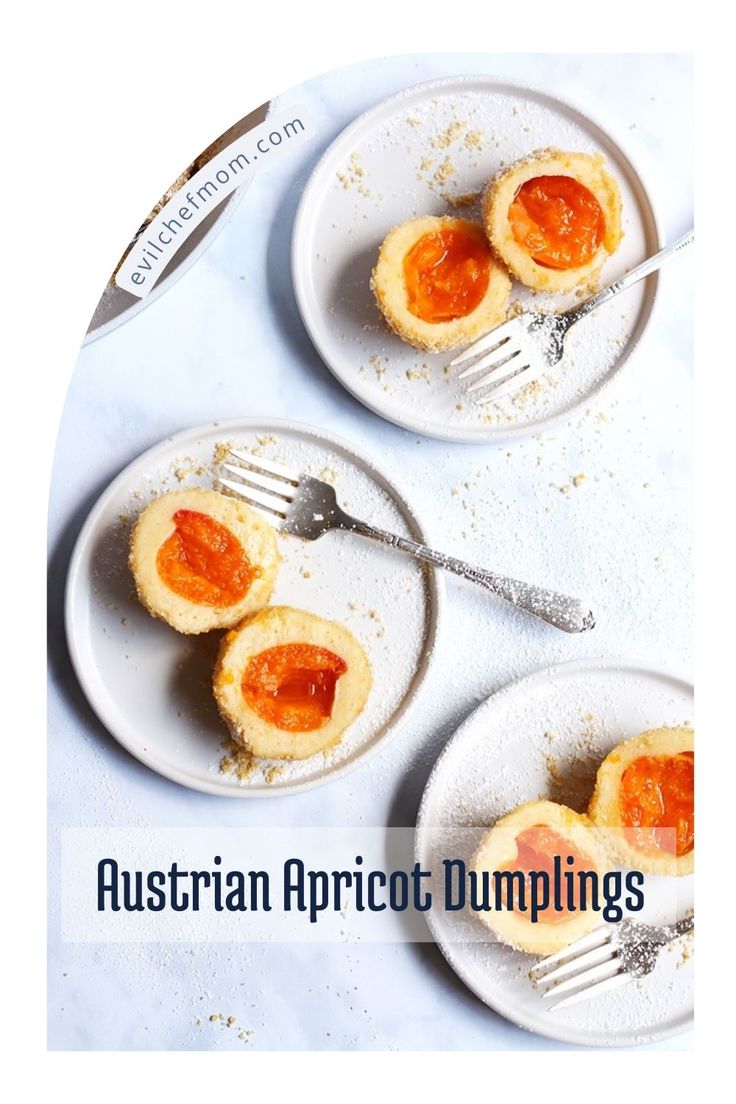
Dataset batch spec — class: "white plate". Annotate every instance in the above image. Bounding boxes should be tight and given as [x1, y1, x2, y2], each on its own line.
[83, 186, 248, 344]
[292, 76, 661, 443]
[415, 659, 694, 1047]
[65, 418, 442, 797]
[84, 102, 270, 344]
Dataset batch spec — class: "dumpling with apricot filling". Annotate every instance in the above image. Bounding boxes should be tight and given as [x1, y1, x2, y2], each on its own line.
[482, 148, 622, 293]
[130, 488, 278, 634]
[588, 727, 694, 876]
[471, 800, 610, 955]
[371, 215, 511, 352]
[213, 606, 372, 760]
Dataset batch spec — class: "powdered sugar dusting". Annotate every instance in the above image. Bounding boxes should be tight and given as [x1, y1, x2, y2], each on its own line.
[295, 76, 658, 441]
[72, 420, 440, 797]
[416, 660, 693, 1046]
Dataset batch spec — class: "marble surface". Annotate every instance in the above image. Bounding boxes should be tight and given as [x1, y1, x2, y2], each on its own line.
[48, 53, 693, 1050]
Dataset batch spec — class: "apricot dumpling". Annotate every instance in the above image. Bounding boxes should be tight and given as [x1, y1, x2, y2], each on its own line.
[372, 215, 511, 352]
[482, 148, 623, 293]
[213, 606, 372, 760]
[472, 799, 610, 955]
[130, 488, 278, 634]
[588, 727, 694, 876]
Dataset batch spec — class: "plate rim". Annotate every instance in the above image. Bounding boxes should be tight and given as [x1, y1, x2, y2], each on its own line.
[83, 101, 275, 346]
[291, 73, 664, 445]
[414, 656, 694, 1048]
[82, 185, 248, 346]
[64, 416, 444, 798]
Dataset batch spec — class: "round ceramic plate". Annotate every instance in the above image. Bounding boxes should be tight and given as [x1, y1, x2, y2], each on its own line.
[65, 418, 442, 797]
[292, 76, 661, 443]
[84, 102, 270, 344]
[415, 659, 694, 1048]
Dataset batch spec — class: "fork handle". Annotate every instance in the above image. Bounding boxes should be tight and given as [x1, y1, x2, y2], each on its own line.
[662, 914, 694, 942]
[343, 517, 594, 633]
[562, 228, 694, 328]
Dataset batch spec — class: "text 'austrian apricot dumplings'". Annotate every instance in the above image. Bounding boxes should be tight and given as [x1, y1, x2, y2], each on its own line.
[129, 488, 279, 634]
[482, 148, 623, 293]
[471, 800, 610, 955]
[371, 215, 511, 352]
[588, 727, 694, 876]
[213, 606, 372, 760]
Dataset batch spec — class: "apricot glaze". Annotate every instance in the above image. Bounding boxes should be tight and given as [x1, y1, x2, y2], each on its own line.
[508, 175, 604, 269]
[241, 643, 347, 732]
[403, 227, 491, 322]
[619, 752, 694, 856]
[500, 825, 594, 923]
[156, 509, 258, 606]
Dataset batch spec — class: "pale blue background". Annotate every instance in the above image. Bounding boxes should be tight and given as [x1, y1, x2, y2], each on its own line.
[48, 52, 693, 1050]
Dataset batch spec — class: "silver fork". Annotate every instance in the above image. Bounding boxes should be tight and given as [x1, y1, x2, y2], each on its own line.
[217, 448, 595, 633]
[451, 229, 694, 404]
[530, 913, 694, 1010]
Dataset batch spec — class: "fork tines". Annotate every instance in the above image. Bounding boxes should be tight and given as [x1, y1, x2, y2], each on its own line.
[449, 318, 519, 369]
[448, 320, 532, 404]
[217, 448, 300, 520]
[530, 927, 630, 1011]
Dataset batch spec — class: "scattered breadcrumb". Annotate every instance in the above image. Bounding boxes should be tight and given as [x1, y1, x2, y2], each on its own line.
[511, 379, 544, 410]
[213, 440, 235, 466]
[677, 939, 694, 968]
[219, 741, 258, 782]
[443, 190, 480, 209]
[431, 120, 466, 149]
[265, 765, 285, 785]
[368, 354, 386, 379]
[432, 158, 456, 187]
[336, 152, 367, 191]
